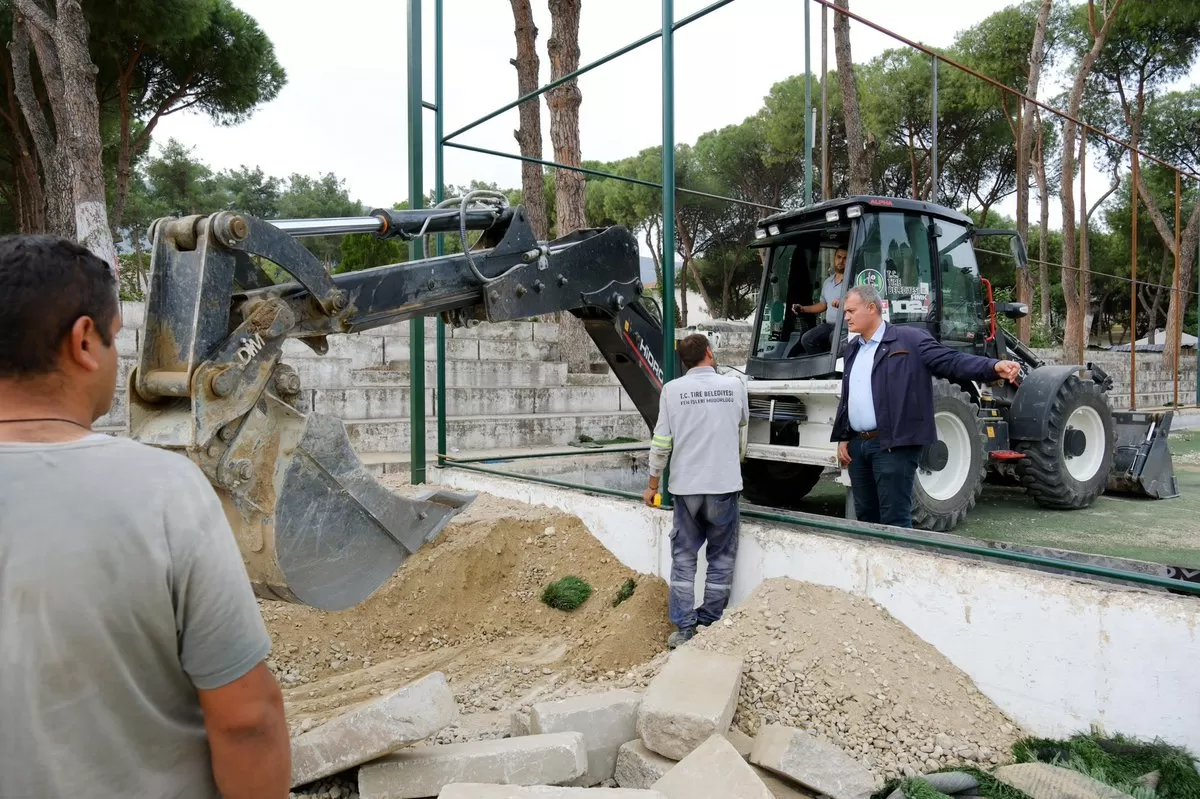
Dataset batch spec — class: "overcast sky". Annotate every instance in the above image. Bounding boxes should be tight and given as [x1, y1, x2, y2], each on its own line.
[152, 0, 1196, 232]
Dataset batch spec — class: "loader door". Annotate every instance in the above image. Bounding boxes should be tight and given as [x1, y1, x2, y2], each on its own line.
[933, 218, 990, 356]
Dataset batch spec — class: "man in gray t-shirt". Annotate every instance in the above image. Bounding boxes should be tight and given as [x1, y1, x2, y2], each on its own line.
[0, 235, 290, 798]
[791, 246, 847, 355]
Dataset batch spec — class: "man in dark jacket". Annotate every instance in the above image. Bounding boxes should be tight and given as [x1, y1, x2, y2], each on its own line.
[831, 284, 1022, 527]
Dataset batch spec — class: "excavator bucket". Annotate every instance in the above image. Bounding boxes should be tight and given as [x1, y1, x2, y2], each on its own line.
[1106, 409, 1180, 499]
[170, 392, 475, 611]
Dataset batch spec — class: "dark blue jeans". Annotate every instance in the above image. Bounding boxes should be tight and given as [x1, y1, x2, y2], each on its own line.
[668, 492, 740, 630]
[847, 437, 923, 528]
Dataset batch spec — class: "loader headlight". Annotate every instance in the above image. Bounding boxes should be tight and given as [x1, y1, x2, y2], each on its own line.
[846, 205, 863, 218]
[826, 210, 840, 222]
[768, 225, 781, 236]
[755, 227, 768, 240]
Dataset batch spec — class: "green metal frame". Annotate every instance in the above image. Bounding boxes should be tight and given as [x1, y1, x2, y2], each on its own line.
[399, 0, 1200, 594]
[406, 0, 808, 485]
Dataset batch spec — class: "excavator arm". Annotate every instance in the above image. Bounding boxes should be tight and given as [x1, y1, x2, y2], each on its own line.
[130, 199, 669, 610]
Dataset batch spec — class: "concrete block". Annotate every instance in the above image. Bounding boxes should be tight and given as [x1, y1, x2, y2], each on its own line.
[289, 357, 355, 389]
[994, 763, 1133, 799]
[451, 320, 534, 341]
[344, 411, 647, 454]
[636, 647, 742, 760]
[749, 725, 877, 799]
[614, 740, 676, 790]
[357, 732, 587, 799]
[478, 339, 558, 362]
[116, 327, 139, 356]
[756, 770, 816, 799]
[725, 727, 754, 759]
[382, 336, 479, 361]
[652, 734, 772, 799]
[289, 671, 456, 788]
[312, 387, 426, 419]
[530, 689, 641, 786]
[510, 709, 531, 737]
[533, 386, 624, 414]
[282, 335, 383, 368]
[532, 322, 561, 342]
[438, 787, 667, 798]
[119, 300, 145, 329]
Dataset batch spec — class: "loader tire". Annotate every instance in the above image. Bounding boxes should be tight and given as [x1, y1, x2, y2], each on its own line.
[741, 459, 824, 510]
[911, 379, 987, 532]
[1015, 374, 1115, 510]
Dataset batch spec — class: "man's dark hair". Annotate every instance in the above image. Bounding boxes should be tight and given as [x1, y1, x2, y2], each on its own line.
[678, 333, 711, 370]
[0, 234, 118, 378]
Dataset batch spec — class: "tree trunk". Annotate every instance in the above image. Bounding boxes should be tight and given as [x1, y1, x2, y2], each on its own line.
[9, 15, 71, 236]
[11, 0, 117, 270]
[1033, 119, 1052, 334]
[0, 51, 45, 232]
[1014, 0, 1053, 343]
[508, 0, 549, 240]
[833, 0, 871, 194]
[1059, 0, 1124, 365]
[545, 0, 592, 373]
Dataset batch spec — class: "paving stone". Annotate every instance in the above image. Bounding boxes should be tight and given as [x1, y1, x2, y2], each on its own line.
[755, 769, 817, 799]
[994, 763, 1134, 799]
[290, 671, 456, 788]
[614, 740, 677, 789]
[749, 725, 877, 799]
[530, 689, 642, 786]
[358, 732, 587, 799]
[652, 734, 773, 799]
[635, 648, 742, 760]
[437, 786, 667, 798]
[726, 728, 755, 759]
[510, 709, 531, 737]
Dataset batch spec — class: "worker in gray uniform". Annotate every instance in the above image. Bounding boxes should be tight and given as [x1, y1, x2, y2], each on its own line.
[643, 333, 749, 648]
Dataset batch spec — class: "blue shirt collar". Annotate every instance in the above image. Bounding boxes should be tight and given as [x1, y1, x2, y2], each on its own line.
[861, 320, 886, 345]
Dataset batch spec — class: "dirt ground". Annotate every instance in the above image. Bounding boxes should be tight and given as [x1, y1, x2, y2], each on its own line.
[262, 491, 673, 739]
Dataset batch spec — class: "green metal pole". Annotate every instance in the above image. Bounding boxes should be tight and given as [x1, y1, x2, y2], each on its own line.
[434, 0, 447, 468]
[661, 0, 675, 505]
[407, 0, 426, 484]
[803, 0, 813, 206]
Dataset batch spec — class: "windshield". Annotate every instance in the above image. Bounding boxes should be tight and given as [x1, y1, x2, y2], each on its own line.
[847, 210, 934, 326]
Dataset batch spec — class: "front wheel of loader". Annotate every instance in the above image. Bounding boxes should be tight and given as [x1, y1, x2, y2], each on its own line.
[741, 459, 824, 510]
[911, 379, 986, 532]
[1015, 374, 1115, 509]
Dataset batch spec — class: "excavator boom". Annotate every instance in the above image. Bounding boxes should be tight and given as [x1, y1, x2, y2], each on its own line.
[131, 200, 662, 610]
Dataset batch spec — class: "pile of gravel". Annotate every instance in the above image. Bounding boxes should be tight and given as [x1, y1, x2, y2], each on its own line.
[689, 578, 1026, 782]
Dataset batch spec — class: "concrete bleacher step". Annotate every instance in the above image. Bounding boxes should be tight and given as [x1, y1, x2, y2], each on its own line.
[312, 385, 625, 418]
[344, 410, 648, 454]
[349, 360, 569, 389]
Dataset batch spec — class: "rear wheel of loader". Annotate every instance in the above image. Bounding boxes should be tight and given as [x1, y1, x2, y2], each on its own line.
[1016, 374, 1115, 509]
[740, 459, 824, 510]
[911, 379, 986, 532]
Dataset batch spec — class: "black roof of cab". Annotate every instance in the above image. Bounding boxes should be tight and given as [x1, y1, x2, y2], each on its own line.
[752, 196, 974, 248]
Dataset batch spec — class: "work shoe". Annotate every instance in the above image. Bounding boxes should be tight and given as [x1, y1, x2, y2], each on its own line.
[667, 626, 695, 649]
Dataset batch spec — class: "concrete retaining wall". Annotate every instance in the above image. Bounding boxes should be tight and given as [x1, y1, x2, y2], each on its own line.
[429, 468, 1200, 755]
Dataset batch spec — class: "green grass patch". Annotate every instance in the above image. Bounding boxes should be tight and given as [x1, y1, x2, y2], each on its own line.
[612, 578, 636, 607]
[541, 576, 593, 611]
[1014, 733, 1200, 799]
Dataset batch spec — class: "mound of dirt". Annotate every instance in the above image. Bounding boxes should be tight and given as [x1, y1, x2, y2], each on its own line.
[262, 499, 672, 732]
[689, 577, 1026, 782]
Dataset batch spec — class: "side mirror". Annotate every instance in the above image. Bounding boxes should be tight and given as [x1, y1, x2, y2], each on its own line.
[997, 302, 1029, 320]
[1010, 235, 1029, 269]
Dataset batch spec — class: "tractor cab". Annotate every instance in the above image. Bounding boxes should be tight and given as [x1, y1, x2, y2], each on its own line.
[747, 197, 1030, 381]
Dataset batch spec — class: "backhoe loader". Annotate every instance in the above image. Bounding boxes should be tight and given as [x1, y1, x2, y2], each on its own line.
[129, 193, 1176, 611]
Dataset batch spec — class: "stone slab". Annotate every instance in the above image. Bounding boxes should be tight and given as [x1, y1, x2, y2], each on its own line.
[749, 725, 877, 799]
[636, 647, 742, 760]
[289, 671, 456, 788]
[614, 740, 676, 790]
[438, 786, 667, 798]
[358, 732, 587, 799]
[652, 734, 773, 799]
[726, 728, 754, 759]
[530, 689, 642, 786]
[756, 770, 817, 799]
[993, 763, 1134, 799]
